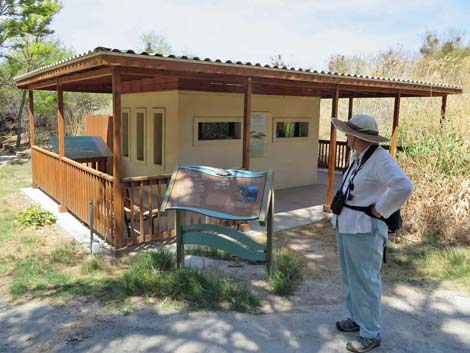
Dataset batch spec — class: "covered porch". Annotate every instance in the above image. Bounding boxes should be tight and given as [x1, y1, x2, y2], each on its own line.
[16, 48, 462, 250]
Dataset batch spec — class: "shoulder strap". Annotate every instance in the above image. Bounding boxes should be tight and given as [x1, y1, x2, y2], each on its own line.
[359, 144, 379, 168]
[338, 160, 355, 191]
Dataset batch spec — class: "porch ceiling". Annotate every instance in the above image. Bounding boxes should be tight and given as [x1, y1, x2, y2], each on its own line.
[15, 47, 463, 98]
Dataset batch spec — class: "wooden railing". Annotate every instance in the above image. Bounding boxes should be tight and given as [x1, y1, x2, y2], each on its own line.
[32, 146, 61, 200]
[32, 147, 242, 248]
[318, 139, 350, 171]
[121, 175, 173, 244]
[61, 156, 114, 243]
[32, 146, 115, 244]
[318, 140, 403, 171]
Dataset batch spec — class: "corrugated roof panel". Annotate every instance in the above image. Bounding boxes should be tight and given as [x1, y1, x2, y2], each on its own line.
[13, 47, 463, 89]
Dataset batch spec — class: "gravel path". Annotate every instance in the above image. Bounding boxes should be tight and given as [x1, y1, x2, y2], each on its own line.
[1, 284, 469, 353]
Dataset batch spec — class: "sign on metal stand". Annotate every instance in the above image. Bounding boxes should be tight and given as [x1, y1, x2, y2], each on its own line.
[161, 165, 274, 275]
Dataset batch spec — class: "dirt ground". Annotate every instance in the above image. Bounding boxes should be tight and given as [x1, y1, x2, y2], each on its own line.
[1, 220, 469, 353]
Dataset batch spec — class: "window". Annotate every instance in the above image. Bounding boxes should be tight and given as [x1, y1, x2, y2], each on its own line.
[197, 122, 241, 140]
[122, 111, 129, 157]
[136, 111, 145, 161]
[276, 121, 308, 138]
[153, 110, 163, 165]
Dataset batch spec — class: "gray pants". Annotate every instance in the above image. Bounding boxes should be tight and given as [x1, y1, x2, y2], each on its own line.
[336, 218, 388, 338]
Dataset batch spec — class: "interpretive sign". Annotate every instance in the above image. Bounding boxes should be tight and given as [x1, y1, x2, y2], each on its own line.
[161, 165, 274, 274]
[250, 112, 266, 158]
[49, 136, 112, 160]
[162, 165, 272, 222]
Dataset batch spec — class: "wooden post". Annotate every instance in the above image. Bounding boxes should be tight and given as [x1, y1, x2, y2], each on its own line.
[242, 77, 252, 170]
[112, 68, 125, 249]
[28, 90, 35, 146]
[266, 188, 274, 275]
[57, 82, 65, 157]
[345, 97, 353, 164]
[57, 81, 67, 212]
[390, 91, 401, 158]
[176, 209, 184, 268]
[440, 95, 447, 127]
[325, 86, 340, 209]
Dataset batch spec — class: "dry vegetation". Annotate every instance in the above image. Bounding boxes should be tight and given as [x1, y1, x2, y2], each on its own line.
[320, 37, 470, 245]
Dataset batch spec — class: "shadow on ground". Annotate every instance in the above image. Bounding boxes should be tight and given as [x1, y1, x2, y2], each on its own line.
[1, 222, 469, 353]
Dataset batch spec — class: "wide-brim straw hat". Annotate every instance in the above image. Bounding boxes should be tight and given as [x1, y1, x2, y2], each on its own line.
[332, 114, 389, 143]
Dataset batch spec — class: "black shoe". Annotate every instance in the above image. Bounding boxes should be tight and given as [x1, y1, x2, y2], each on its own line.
[336, 318, 360, 332]
[346, 335, 381, 352]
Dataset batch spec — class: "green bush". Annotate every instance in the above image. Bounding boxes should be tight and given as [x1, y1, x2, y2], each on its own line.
[269, 249, 304, 296]
[16, 205, 56, 229]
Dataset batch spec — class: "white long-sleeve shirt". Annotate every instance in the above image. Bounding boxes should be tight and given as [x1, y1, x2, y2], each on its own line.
[332, 146, 413, 234]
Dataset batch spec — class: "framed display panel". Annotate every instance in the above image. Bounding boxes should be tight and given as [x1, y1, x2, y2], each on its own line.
[161, 165, 274, 274]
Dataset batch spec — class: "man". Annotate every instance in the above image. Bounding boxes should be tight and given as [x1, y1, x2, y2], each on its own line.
[331, 114, 413, 352]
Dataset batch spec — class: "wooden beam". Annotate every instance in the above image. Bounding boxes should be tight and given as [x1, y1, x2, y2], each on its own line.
[121, 76, 178, 94]
[345, 97, 354, 164]
[242, 78, 252, 169]
[57, 80, 67, 212]
[440, 94, 447, 127]
[390, 91, 401, 157]
[112, 68, 124, 249]
[28, 67, 113, 90]
[16, 54, 104, 88]
[348, 97, 354, 120]
[326, 86, 340, 208]
[28, 90, 35, 146]
[57, 82, 65, 157]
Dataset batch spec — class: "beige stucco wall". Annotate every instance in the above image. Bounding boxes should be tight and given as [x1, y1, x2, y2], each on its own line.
[121, 91, 179, 177]
[121, 90, 320, 189]
[178, 91, 320, 189]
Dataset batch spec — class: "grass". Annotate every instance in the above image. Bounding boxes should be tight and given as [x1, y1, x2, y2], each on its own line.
[11, 250, 261, 312]
[384, 241, 470, 289]
[269, 249, 304, 296]
[80, 255, 110, 275]
[185, 245, 235, 261]
[0, 162, 261, 312]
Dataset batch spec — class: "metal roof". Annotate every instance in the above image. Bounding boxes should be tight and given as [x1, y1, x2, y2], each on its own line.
[14, 47, 462, 90]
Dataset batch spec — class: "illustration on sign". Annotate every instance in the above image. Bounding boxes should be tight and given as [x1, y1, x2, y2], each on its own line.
[163, 166, 269, 220]
[250, 112, 266, 158]
[239, 185, 259, 203]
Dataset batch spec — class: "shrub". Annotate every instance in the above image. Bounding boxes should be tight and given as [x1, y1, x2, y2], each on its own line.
[16, 205, 56, 229]
[50, 243, 83, 265]
[269, 249, 304, 296]
[120, 251, 260, 312]
[80, 255, 110, 275]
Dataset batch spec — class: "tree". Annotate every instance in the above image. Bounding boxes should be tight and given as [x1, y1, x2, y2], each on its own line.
[139, 32, 172, 55]
[420, 31, 470, 59]
[0, 0, 62, 147]
[0, 0, 62, 55]
[4, 36, 68, 146]
[327, 54, 368, 75]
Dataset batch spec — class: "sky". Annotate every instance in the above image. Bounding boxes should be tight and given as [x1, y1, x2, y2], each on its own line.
[52, 0, 470, 70]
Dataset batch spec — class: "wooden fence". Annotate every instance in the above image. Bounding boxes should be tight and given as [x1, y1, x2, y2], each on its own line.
[318, 139, 403, 171]
[32, 146, 61, 199]
[32, 146, 115, 244]
[61, 156, 114, 243]
[318, 139, 350, 171]
[121, 175, 173, 244]
[32, 147, 254, 249]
